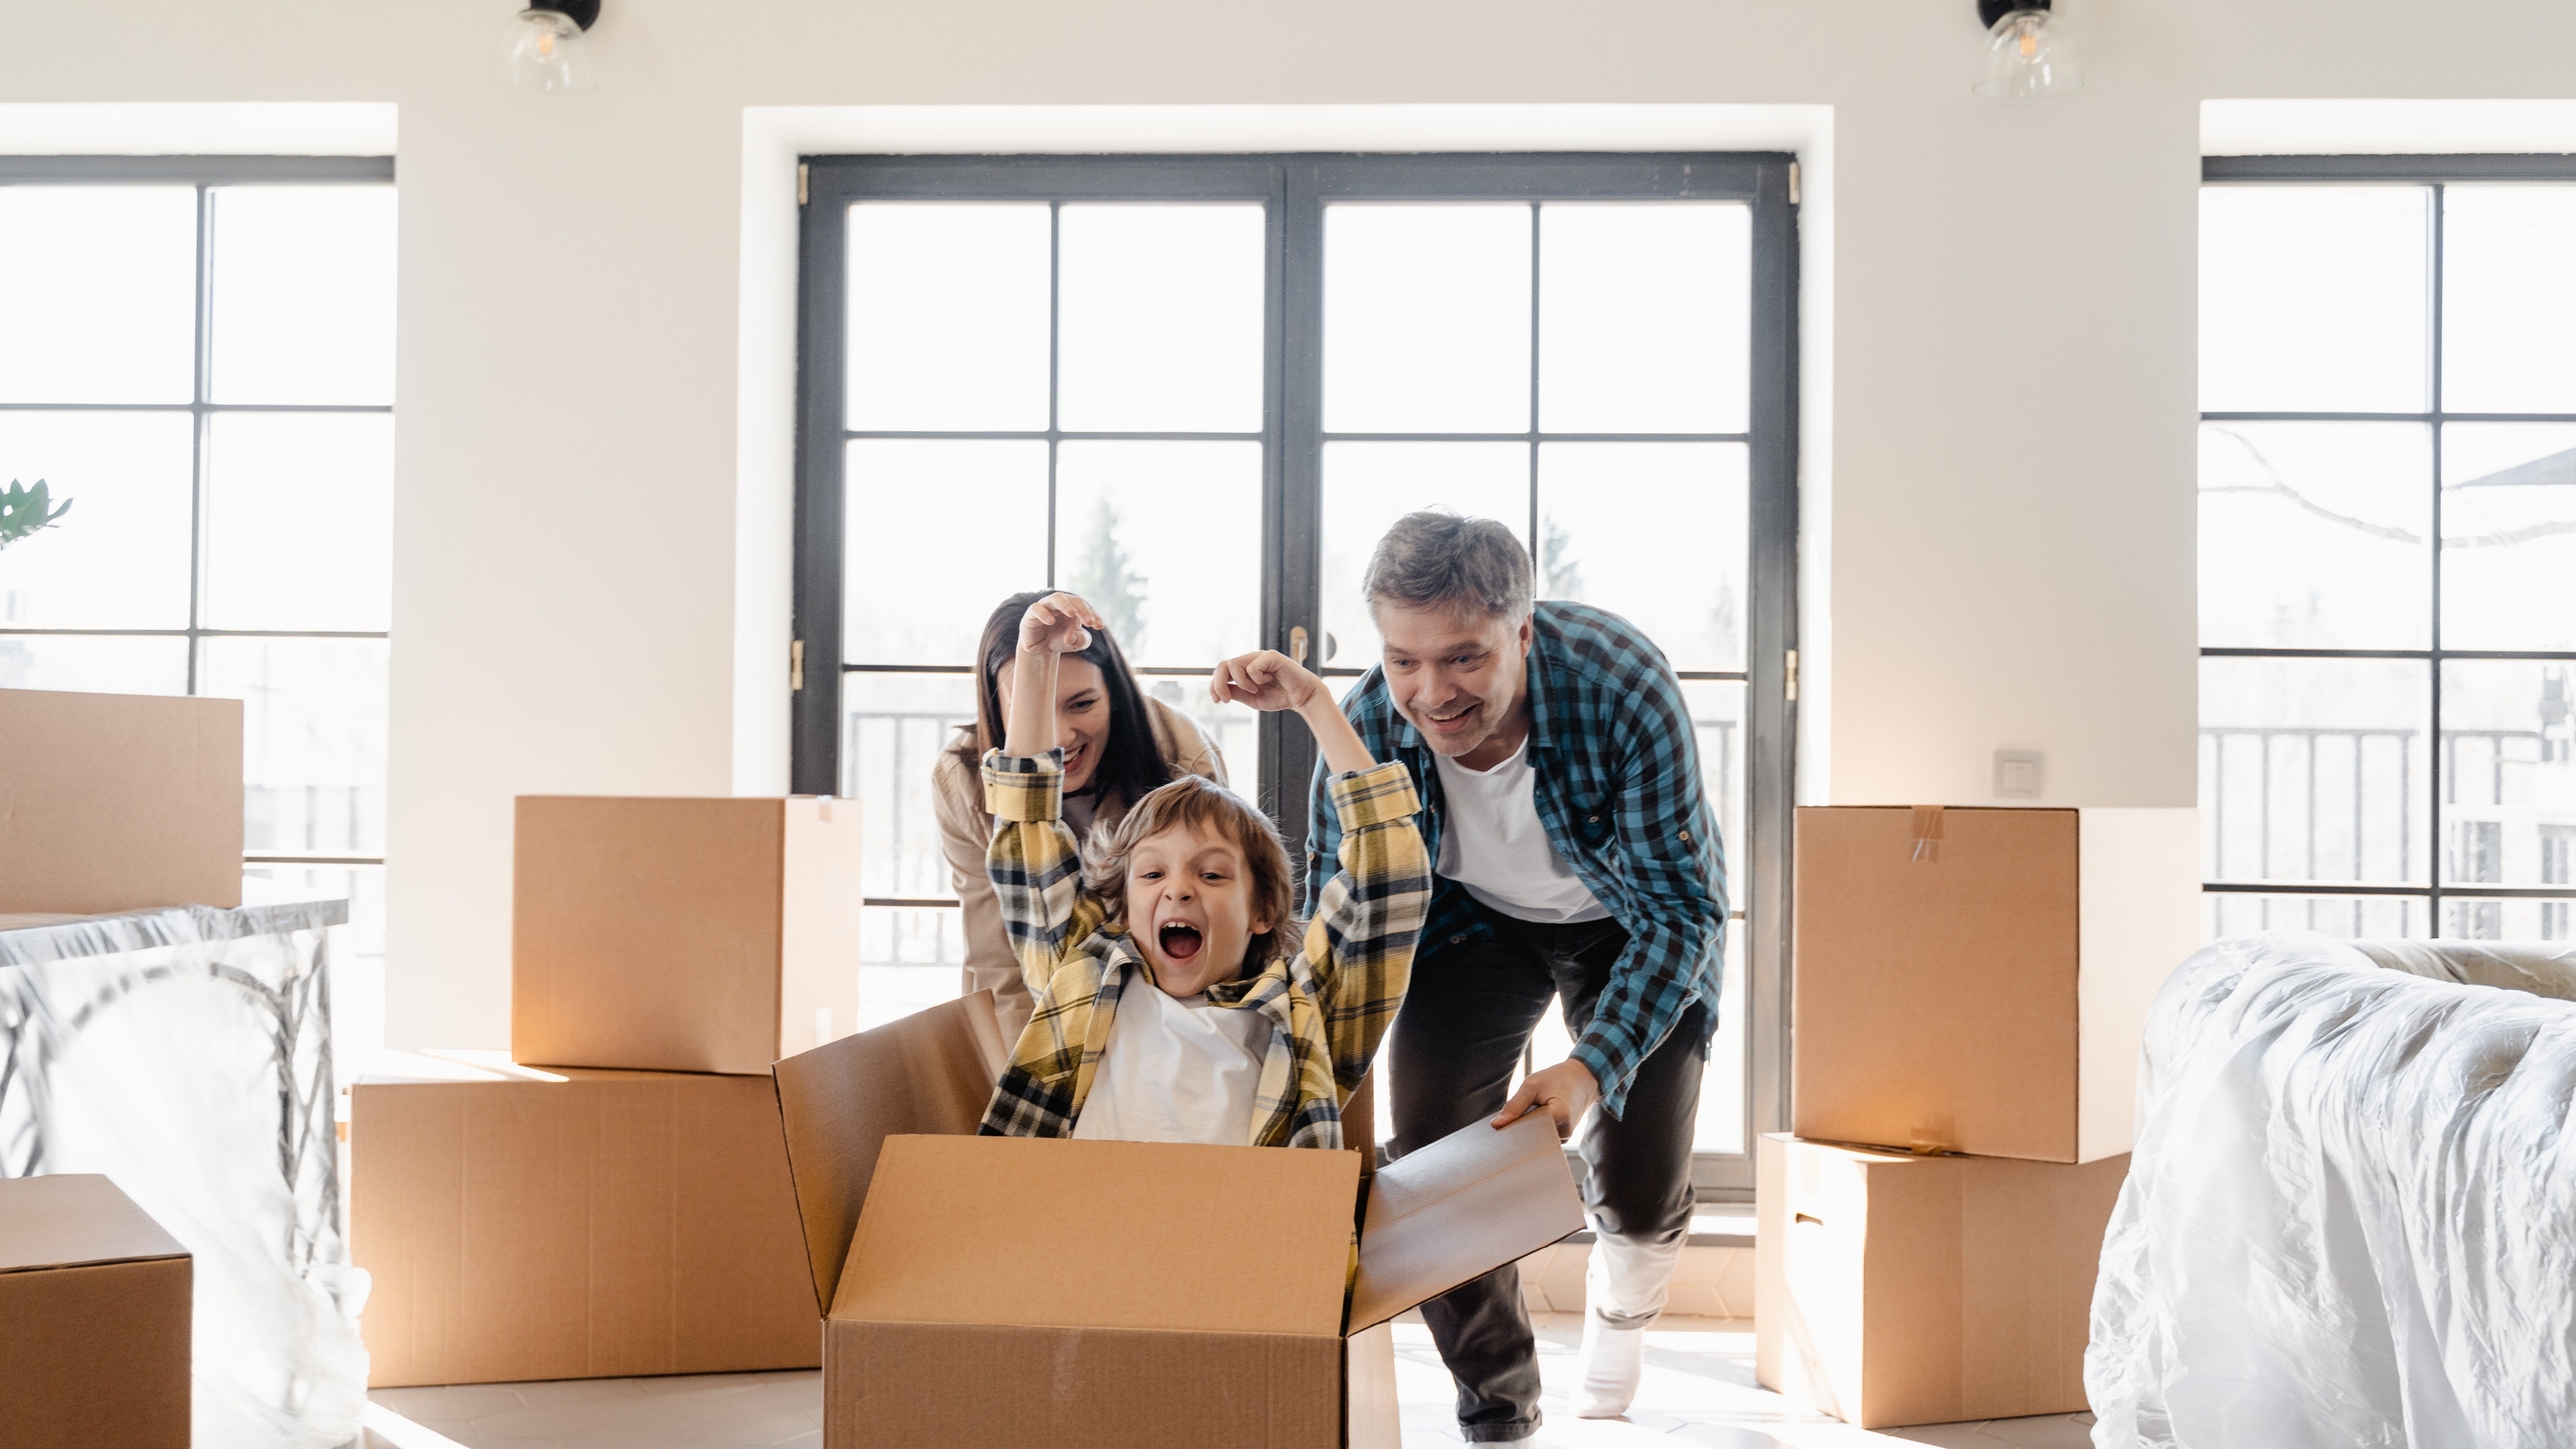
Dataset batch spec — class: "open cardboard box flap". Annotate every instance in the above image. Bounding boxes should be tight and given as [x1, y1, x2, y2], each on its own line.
[771, 990, 1582, 1337]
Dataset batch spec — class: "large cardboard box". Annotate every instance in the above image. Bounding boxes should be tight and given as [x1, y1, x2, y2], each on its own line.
[0, 688, 241, 914]
[513, 795, 862, 1075]
[352, 1057, 820, 1387]
[1754, 1134, 2127, 1429]
[773, 993, 1583, 1448]
[0, 1173, 192, 1449]
[1792, 804, 2198, 1162]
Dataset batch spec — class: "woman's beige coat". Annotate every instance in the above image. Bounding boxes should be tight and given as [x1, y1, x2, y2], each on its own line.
[930, 693, 1227, 1046]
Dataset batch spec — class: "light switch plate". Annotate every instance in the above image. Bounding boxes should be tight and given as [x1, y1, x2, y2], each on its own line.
[1994, 749, 2043, 800]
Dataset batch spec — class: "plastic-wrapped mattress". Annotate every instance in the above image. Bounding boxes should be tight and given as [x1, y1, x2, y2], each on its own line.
[2087, 932, 2576, 1448]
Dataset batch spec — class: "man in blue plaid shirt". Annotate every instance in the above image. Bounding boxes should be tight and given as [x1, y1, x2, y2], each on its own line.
[1307, 511, 1727, 1442]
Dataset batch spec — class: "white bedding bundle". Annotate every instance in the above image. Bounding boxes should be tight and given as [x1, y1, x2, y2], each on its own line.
[2087, 931, 2576, 1448]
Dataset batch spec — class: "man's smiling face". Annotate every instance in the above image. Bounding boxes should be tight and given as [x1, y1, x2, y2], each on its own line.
[1376, 602, 1534, 770]
[1126, 820, 1273, 997]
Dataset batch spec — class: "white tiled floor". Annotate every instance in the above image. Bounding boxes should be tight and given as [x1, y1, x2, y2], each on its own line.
[359, 1315, 2096, 1449]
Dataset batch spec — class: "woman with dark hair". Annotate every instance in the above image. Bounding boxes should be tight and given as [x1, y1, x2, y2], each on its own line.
[932, 590, 1228, 1045]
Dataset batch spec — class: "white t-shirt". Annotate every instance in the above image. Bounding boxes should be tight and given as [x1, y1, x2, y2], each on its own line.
[1071, 973, 1274, 1146]
[1432, 736, 1611, 924]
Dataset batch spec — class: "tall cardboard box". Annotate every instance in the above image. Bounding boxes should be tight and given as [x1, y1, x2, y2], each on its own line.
[0, 689, 242, 914]
[771, 994, 1583, 1449]
[352, 1058, 820, 1387]
[0, 1173, 192, 1449]
[1792, 804, 2198, 1163]
[1753, 1135, 2127, 1429]
[513, 795, 862, 1075]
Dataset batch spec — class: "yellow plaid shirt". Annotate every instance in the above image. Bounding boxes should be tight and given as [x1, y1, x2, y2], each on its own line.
[977, 749, 1428, 1149]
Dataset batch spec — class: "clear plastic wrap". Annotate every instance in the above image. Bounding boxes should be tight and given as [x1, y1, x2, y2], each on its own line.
[1, 902, 367, 1449]
[2088, 932, 2576, 1448]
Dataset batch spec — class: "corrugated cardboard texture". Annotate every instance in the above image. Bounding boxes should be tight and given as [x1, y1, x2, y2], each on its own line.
[824, 1320, 1343, 1448]
[2074, 809, 2202, 1161]
[1348, 1113, 1585, 1333]
[771, 992, 1006, 1313]
[776, 797, 866, 1056]
[512, 796, 782, 1075]
[1793, 806, 2082, 1162]
[839, 1136, 1357, 1336]
[354, 1067, 819, 1387]
[1344, 1322, 1401, 1449]
[1754, 1136, 2129, 1429]
[0, 1175, 191, 1449]
[0, 690, 241, 914]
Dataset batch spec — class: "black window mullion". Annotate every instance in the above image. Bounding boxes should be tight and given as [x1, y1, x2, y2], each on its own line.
[790, 174, 850, 796]
[2429, 182, 2448, 925]
[1270, 159, 1324, 849]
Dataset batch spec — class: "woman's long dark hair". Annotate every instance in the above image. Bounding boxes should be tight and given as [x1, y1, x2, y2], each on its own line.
[951, 590, 1175, 811]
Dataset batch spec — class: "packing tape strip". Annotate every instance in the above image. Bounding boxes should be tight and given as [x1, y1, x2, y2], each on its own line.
[1910, 804, 1944, 863]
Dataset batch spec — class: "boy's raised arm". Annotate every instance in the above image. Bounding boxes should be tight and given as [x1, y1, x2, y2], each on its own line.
[985, 592, 1111, 989]
[1212, 650, 1430, 1093]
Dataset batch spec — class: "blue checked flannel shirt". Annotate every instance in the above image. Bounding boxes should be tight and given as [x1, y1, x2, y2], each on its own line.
[1305, 600, 1728, 1117]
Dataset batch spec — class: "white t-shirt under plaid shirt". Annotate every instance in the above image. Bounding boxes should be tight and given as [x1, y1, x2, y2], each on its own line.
[1071, 981, 1275, 1145]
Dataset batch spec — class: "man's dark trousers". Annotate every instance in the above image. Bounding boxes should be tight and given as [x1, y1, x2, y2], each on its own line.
[1386, 906, 1713, 1442]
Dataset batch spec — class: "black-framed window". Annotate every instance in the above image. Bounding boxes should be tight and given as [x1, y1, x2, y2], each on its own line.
[0, 156, 396, 968]
[792, 153, 1798, 1189]
[2200, 156, 2576, 939]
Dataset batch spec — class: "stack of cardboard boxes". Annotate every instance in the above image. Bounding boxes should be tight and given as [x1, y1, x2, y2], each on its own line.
[1756, 804, 2198, 1430]
[352, 796, 863, 1388]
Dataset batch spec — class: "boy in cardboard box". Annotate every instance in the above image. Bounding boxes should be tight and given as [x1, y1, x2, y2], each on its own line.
[979, 591, 1427, 1148]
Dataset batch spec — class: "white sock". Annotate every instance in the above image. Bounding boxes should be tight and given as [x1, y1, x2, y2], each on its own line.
[1574, 1310, 1648, 1418]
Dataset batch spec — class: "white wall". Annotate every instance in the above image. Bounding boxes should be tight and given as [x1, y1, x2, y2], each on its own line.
[9, 0, 2576, 1047]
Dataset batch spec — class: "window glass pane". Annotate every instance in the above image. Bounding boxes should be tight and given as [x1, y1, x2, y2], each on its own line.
[1140, 672, 1260, 808]
[842, 439, 1048, 664]
[0, 635, 188, 694]
[1054, 441, 1260, 668]
[0, 187, 197, 404]
[2198, 422, 2429, 649]
[840, 672, 977, 898]
[2443, 896, 2576, 942]
[0, 411, 193, 629]
[2200, 656, 2430, 885]
[2440, 424, 2576, 653]
[1319, 441, 1528, 670]
[1538, 203, 1748, 435]
[203, 413, 394, 631]
[1538, 443, 1748, 672]
[2203, 892, 2430, 941]
[1323, 205, 1529, 434]
[1057, 205, 1264, 433]
[859, 904, 966, 1032]
[1695, 928, 1748, 1153]
[209, 186, 397, 406]
[846, 203, 1051, 431]
[199, 636, 388, 857]
[1684, 677, 1750, 1156]
[2198, 186, 2428, 414]
[2441, 659, 2576, 890]
[2443, 187, 2576, 414]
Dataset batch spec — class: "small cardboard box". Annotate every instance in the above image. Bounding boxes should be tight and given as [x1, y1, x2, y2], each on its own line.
[0, 688, 242, 914]
[352, 1057, 820, 1387]
[1754, 1134, 2127, 1429]
[772, 993, 1583, 1448]
[513, 795, 862, 1075]
[1792, 804, 2199, 1163]
[0, 1173, 192, 1449]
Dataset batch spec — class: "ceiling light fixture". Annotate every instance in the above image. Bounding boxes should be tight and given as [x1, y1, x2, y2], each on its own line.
[492, 1, 600, 93]
[1974, 1, 2083, 101]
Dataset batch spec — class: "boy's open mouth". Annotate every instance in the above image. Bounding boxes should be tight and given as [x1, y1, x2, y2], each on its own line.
[1158, 922, 1204, 963]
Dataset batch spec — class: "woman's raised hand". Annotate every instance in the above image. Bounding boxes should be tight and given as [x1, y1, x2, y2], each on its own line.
[1211, 649, 1322, 713]
[1018, 592, 1104, 656]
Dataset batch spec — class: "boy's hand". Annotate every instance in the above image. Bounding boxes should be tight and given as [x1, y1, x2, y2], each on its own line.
[1018, 592, 1103, 656]
[1493, 1059, 1600, 1142]
[1211, 649, 1323, 712]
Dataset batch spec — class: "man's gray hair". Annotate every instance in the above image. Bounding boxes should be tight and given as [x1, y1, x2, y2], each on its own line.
[1361, 510, 1534, 623]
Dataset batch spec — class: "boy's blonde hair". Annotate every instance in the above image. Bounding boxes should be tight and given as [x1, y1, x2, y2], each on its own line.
[1081, 775, 1297, 977]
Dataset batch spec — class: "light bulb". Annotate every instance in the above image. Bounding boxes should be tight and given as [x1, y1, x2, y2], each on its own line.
[492, 7, 596, 93]
[1975, 7, 2082, 101]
